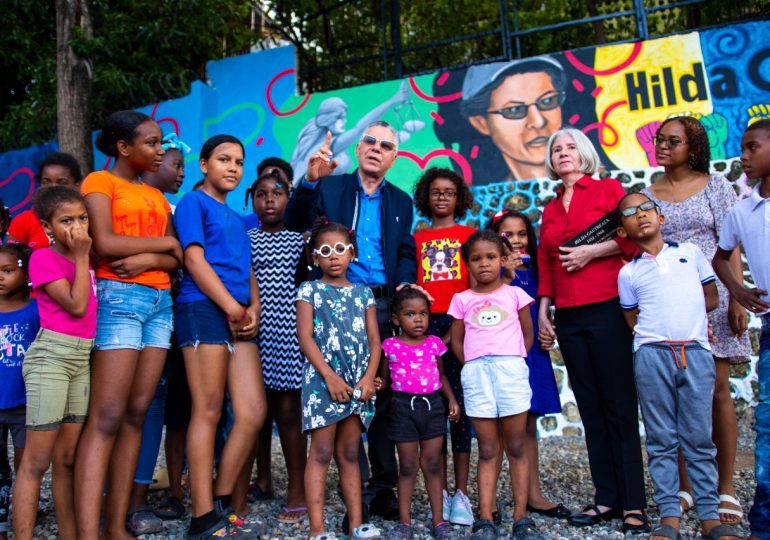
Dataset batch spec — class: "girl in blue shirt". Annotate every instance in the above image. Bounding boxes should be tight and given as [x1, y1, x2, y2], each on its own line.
[173, 135, 265, 540]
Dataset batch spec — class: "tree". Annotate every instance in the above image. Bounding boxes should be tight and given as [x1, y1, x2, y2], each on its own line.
[56, 0, 94, 174]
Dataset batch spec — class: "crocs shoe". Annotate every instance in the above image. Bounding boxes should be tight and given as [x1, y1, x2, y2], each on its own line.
[511, 517, 544, 540]
[352, 522, 383, 539]
[308, 534, 340, 540]
[213, 501, 258, 538]
[469, 519, 497, 540]
[186, 517, 252, 539]
[431, 521, 460, 540]
[449, 489, 474, 526]
[385, 522, 413, 539]
[126, 506, 163, 535]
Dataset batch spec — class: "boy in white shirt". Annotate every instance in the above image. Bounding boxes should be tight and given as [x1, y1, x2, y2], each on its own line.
[617, 192, 739, 540]
[713, 118, 770, 540]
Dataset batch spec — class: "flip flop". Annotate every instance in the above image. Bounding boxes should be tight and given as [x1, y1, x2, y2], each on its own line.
[678, 490, 695, 514]
[717, 494, 743, 524]
[701, 523, 741, 539]
[154, 495, 185, 520]
[649, 523, 680, 539]
[278, 506, 308, 524]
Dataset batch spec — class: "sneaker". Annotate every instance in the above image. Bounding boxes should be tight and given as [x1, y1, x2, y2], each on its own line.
[442, 490, 451, 521]
[126, 506, 163, 535]
[449, 490, 474, 526]
[469, 519, 497, 540]
[385, 522, 413, 540]
[352, 522, 383, 539]
[431, 521, 460, 539]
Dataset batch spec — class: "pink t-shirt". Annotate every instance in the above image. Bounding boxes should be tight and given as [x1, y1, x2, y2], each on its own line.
[447, 284, 534, 362]
[29, 248, 97, 339]
[383, 335, 446, 395]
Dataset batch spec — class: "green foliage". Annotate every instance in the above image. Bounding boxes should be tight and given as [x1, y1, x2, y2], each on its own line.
[0, 0, 256, 153]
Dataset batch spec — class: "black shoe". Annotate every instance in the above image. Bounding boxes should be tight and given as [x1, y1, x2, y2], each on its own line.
[368, 490, 399, 520]
[567, 505, 621, 527]
[621, 512, 650, 534]
[526, 503, 571, 519]
[341, 501, 371, 533]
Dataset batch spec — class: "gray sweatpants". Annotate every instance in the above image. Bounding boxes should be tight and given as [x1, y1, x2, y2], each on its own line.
[634, 342, 719, 521]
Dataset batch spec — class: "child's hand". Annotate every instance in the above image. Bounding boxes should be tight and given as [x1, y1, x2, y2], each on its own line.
[324, 372, 354, 403]
[354, 374, 376, 402]
[227, 304, 249, 337]
[373, 376, 385, 392]
[236, 304, 260, 340]
[728, 297, 748, 338]
[708, 320, 716, 343]
[109, 253, 153, 279]
[447, 399, 460, 422]
[67, 225, 92, 258]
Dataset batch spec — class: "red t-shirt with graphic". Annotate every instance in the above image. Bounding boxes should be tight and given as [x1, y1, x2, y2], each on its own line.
[414, 224, 475, 313]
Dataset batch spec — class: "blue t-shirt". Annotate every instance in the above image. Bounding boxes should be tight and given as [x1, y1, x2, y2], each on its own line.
[174, 190, 251, 305]
[0, 300, 39, 409]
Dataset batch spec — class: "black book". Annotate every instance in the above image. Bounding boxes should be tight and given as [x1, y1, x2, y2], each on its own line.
[561, 209, 620, 248]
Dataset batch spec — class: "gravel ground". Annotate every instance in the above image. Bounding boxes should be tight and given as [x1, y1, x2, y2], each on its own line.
[20, 406, 756, 539]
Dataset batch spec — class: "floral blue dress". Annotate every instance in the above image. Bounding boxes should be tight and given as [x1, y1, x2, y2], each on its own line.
[296, 280, 377, 432]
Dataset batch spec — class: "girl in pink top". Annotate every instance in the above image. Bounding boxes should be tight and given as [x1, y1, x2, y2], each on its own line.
[448, 230, 540, 539]
[13, 186, 96, 540]
[382, 286, 459, 540]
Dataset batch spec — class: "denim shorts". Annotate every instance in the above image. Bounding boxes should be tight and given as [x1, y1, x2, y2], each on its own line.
[94, 279, 173, 351]
[174, 298, 232, 349]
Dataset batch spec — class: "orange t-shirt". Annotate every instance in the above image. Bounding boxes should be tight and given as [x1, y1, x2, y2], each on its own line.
[81, 170, 172, 289]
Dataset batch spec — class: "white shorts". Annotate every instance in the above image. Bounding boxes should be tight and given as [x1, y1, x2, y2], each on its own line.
[461, 355, 531, 418]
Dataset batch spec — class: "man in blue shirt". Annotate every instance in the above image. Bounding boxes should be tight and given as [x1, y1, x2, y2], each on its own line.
[286, 120, 416, 520]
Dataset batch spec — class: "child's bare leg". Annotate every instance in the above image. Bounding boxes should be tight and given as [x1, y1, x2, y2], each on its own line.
[395, 442, 419, 524]
[271, 390, 307, 513]
[336, 416, 364, 535]
[470, 418, 501, 521]
[525, 414, 556, 509]
[51, 423, 83, 540]
[305, 423, 338, 536]
[501, 412, 529, 521]
[12, 430, 59, 540]
[419, 437, 445, 527]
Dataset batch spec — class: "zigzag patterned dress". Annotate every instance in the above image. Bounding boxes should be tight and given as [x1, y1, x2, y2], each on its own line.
[249, 228, 306, 390]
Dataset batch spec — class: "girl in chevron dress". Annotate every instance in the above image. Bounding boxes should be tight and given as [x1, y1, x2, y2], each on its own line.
[243, 170, 309, 523]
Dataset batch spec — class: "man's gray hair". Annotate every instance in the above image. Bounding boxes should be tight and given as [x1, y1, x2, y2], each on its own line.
[365, 120, 398, 144]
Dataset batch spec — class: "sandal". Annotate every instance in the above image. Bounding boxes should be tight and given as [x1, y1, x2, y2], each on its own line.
[678, 491, 695, 514]
[278, 506, 308, 524]
[126, 505, 163, 535]
[649, 523, 680, 539]
[622, 512, 650, 534]
[154, 495, 185, 520]
[717, 494, 743, 524]
[701, 523, 741, 539]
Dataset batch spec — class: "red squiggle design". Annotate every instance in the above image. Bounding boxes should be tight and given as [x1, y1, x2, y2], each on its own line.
[0, 168, 35, 212]
[398, 149, 473, 185]
[150, 102, 160, 118]
[156, 117, 180, 136]
[266, 69, 312, 117]
[565, 42, 643, 76]
[408, 77, 463, 104]
[429, 111, 445, 125]
[581, 100, 627, 147]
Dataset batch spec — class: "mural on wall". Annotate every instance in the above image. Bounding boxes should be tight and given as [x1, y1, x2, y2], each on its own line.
[2, 20, 768, 436]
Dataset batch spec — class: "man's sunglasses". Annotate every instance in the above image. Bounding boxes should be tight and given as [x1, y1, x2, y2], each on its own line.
[360, 134, 397, 152]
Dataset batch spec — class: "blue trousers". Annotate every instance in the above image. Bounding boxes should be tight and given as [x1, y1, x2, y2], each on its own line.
[750, 316, 770, 539]
[634, 342, 719, 521]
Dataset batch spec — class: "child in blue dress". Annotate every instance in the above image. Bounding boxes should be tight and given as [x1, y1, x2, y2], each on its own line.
[296, 218, 382, 540]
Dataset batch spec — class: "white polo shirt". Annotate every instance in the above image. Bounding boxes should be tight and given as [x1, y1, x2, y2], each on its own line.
[618, 242, 715, 351]
[717, 183, 770, 315]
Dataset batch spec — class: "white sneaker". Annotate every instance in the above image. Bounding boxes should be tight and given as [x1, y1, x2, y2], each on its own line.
[449, 489, 474, 526]
[442, 489, 452, 521]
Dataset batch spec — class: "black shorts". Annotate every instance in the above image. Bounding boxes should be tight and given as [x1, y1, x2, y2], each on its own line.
[388, 391, 446, 443]
[164, 337, 192, 430]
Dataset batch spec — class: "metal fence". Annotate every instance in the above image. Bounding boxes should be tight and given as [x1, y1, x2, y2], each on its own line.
[290, 0, 766, 92]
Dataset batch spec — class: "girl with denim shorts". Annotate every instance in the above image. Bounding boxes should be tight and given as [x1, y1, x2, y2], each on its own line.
[13, 187, 96, 540]
[448, 230, 542, 540]
[173, 135, 265, 540]
[74, 111, 183, 540]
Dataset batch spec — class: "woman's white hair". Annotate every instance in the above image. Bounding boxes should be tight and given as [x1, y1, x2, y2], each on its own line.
[544, 128, 601, 180]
